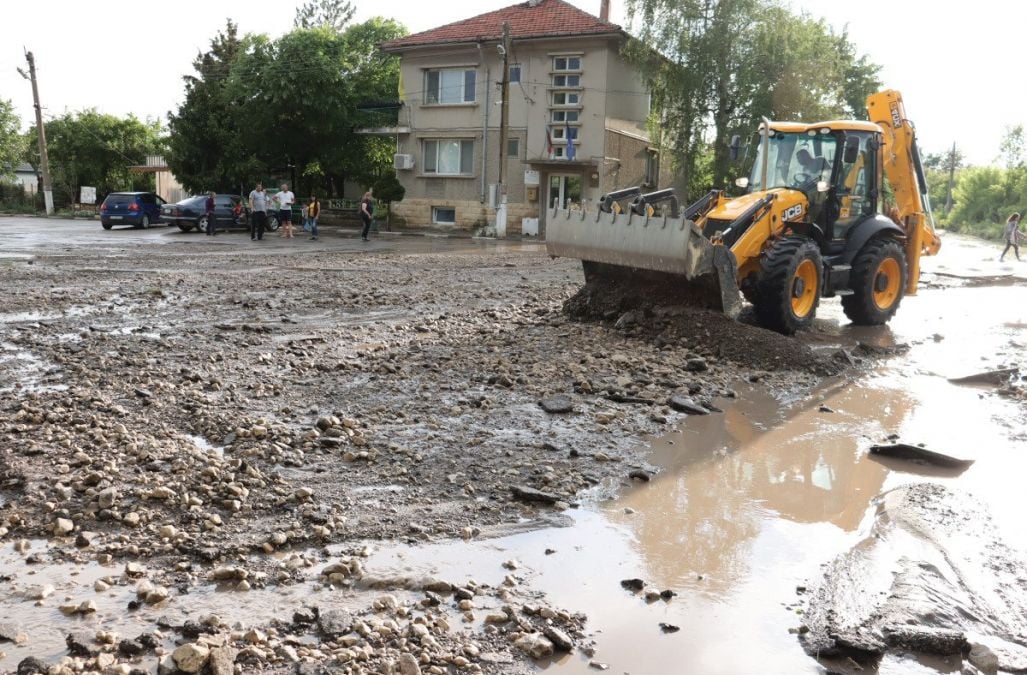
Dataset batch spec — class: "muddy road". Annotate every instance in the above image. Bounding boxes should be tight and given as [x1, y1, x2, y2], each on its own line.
[0, 219, 1024, 675]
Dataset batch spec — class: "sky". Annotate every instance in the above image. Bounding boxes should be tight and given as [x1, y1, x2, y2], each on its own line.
[2, 0, 1023, 165]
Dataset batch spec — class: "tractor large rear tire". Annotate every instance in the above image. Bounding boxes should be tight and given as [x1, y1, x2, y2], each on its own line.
[754, 236, 822, 335]
[842, 237, 907, 325]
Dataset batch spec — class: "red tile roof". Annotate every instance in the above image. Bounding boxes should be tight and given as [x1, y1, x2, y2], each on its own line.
[382, 0, 622, 51]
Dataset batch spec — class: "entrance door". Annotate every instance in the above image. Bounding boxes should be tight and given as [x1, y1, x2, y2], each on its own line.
[548, 174, 583, 210]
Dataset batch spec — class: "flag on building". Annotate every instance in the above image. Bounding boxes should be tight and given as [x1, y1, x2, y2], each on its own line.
[565, 121, 576, 161]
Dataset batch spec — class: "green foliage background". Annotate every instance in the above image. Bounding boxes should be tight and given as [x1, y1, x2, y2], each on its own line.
[167, 14, 407, 199]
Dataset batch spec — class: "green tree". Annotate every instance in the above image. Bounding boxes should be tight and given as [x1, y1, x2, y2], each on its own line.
[294, 0, 355, 31]
[167, 20, 252, 193]
[224, 18, 407, 196]
[169, 18, 406, 198]
[625, 0, 881, 195]
[25, 110, 163, 204]
[998, 124, 1025, 169]
[0, 99, 26, 180]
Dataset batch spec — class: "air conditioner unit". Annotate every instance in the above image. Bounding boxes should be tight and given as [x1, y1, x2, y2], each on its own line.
[394, 154, 415, 170]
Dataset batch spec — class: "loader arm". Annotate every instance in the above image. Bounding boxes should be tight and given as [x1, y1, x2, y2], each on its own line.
[866, 90, 941, 295]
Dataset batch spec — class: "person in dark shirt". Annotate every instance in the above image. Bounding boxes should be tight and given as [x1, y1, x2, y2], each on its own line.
[359, 190, 374, 242]
[204, 191, 217, 236]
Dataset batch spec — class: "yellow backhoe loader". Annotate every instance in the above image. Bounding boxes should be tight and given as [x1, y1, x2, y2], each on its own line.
[547, 90, 941, 334]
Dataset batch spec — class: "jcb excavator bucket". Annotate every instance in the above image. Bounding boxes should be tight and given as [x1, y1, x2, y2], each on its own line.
[546, 206, 742, 318]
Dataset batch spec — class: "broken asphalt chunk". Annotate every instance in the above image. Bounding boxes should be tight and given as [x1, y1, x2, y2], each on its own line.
[869, 443, 974, 470]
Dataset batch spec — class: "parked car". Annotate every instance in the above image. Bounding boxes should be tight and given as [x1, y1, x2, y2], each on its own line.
[99, 192, 166, 229]
[161, 194, 279, 233]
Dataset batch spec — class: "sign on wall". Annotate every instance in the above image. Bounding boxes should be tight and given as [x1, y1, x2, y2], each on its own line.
[80, 186, 96, 204]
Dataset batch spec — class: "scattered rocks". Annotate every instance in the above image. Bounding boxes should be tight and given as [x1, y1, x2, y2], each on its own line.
[968, 643, 999, 671]
[620, 578, 645, 592]
[544, 626, 574, 652]
[0, 623, 27, 644]
[539, 394, 574, 414]
[515, 632, 555, 659]
[511, 485, 563, 505]
[16, 656, 49, 675]
[396, 653, 421, 675]
[53, 517, 74, 535]
[318, 608, 353, 637]
[172, 642, 210, 673]
[668, 395, 710, 415]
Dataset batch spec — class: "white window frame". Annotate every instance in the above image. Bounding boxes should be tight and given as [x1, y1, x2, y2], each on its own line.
[552, 74, 581, 88]
[553, 56, 582, 72]
[422, 139, 475, 176]
[551, 110, 580, 123]
[424, 68, 477, 105]
[550, 126, 579, 143]
[432, 206, 456, 224]
[552, 92, 581, 106]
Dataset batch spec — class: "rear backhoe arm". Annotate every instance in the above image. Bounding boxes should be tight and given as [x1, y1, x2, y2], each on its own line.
[866, 90, 941, 295]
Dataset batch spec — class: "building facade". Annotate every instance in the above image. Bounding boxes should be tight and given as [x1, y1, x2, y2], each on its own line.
[381, 0, 670, 237]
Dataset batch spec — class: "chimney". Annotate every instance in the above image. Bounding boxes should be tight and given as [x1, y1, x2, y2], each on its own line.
[600, 0, 611, 22]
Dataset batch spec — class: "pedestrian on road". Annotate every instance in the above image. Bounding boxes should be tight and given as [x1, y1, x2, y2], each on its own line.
[204, 191, 217, 236]
[248, 182, 268, 241]
[1000, 212, 1024, 262]
[307, 195, 321, 240]
[359, 189, 374, 242]
[276, 183, 296, 239]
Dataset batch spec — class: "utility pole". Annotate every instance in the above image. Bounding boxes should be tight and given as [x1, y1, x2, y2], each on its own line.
[21, 50, 54, 215]
[944, 141, 956, 215]
[497, 22, 512, 197]
[495, 21, 511, 237]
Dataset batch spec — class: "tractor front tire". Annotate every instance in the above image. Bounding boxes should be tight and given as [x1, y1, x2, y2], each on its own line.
[754, 236, 823, 335]
[842, 238, 907, 325]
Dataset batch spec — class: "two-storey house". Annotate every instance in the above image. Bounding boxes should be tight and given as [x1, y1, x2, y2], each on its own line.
[381, 0, 669, 237]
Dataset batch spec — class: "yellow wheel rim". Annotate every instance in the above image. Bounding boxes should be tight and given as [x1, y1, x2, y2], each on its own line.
[873, 258, 901, 310]
[791, 259, 818, 318]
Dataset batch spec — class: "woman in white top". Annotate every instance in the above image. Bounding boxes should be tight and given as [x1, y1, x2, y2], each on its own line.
[1000, 212, 1023, 262]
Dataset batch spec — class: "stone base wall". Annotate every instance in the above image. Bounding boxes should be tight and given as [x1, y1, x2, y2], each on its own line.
[391, 198, 539, 237]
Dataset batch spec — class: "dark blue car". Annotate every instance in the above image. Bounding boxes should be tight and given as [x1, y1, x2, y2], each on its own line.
[100, 192, 166, 230]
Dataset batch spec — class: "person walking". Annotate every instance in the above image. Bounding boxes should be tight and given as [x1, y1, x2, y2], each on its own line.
[276, 183, 296, 239]
[204, 191, 217, 236]
[359, 189, 374, 242]
[248, 182, 268, 241]
[307, 195, 321, 240]
[1000, 212, 1024, 262]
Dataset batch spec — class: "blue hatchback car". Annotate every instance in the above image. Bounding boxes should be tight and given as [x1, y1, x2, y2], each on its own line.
[100, 192, 166, 230]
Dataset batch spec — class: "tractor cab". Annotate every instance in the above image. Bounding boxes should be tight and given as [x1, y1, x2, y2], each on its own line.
[737, 121, 883, 247]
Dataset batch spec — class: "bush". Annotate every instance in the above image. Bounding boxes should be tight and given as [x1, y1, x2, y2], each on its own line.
[946, 165, 1027, 240]
[372, 171, 405, 204]
[0, 182, 39, 213]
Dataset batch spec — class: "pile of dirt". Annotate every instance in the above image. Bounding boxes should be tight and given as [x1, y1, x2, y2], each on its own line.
[564, 279, 846, 376]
